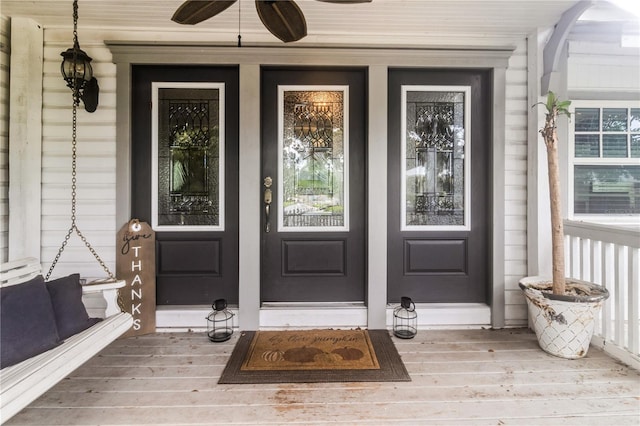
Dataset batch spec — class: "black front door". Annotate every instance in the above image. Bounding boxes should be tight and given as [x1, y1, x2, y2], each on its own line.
[131, 66, 239, 305]
[387, 68, 491, 304]
[260, 67, 367, 303]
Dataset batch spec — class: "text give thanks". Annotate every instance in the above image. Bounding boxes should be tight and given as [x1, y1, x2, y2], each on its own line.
[116, 219, 156, 337]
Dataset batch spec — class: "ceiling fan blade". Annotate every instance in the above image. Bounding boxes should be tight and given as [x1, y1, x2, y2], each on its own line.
[255, 0, 307, 43]
[315, 0, 372, 3]
[172, 0, 238, 25]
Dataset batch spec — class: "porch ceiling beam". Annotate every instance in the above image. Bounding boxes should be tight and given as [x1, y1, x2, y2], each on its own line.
[541, 0, 594, 95]
[106, 43, 514, 69]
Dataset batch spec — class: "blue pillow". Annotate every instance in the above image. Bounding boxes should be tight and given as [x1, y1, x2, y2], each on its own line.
[46, 274, 102, 340]
[1, 275, 61, 369]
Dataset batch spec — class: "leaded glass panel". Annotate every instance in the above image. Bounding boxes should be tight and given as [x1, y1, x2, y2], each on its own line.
[153, 84, 224, 230]
[279, 87, 348, 231]
[402, 87, 469, 229]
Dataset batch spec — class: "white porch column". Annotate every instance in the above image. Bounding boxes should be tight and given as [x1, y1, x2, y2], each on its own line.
[8, 18, 43, 260]
[367, 65, 388, 329]
[238, 64, 261, 330]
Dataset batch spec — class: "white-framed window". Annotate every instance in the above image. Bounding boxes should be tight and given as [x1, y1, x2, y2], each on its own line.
[569, 101, 640, 222]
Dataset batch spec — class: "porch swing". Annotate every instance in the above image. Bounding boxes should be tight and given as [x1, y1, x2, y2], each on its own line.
[0, 6, 132, 420]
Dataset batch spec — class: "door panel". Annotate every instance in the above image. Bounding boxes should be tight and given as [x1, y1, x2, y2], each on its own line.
[282, 240, 346, 275]
[132, 66, 239, 305]
[388, 69, 490, 304]
[261, 68, 367, 303]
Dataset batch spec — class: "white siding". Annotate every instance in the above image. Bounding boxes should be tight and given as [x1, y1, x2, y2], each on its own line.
[0, 16, 9, 263]
[504, 40, 529, 326]
[568, 40, 640, 95]
[41, 30, 117, 279]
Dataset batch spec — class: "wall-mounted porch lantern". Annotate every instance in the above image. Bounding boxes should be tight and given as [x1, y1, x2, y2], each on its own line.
[60, 0, 98, 112]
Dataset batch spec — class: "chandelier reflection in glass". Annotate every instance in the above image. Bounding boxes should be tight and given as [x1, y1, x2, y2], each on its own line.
[281, 88, 347, 231]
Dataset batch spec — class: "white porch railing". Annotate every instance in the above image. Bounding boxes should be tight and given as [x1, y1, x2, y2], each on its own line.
[564, 219, 640, 370]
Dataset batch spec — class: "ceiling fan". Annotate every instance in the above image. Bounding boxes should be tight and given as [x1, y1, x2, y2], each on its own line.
[172, 0, 372, 43]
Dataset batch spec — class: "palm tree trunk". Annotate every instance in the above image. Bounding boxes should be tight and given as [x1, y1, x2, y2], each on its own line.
[546, 124, 566, 295]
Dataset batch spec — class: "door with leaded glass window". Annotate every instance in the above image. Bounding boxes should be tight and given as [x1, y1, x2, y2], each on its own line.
[387, 69, 490, 303]
[131, 66, 239, 305]
[260, 68, 366, 303]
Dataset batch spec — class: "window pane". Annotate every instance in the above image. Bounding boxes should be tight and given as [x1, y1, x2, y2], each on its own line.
[575, 134, 600, 157]
[281, 89, 346, 231]
[603, 134, 628, 157]
[632, 135, 640, 158]
[631, 108, 640, 132]
[575, 108, 600, 131]
[603, 108, 628, 132]
[157, 87, 221, 227]
[574, 165, 640, 214]
[404, 89, 466, 227]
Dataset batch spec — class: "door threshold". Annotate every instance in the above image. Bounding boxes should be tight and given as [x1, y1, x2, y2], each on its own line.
[260, 303, 368, 329]
[261, 301, 365, 309]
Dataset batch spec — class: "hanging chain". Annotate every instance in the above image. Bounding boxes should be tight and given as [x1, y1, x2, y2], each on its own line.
[237, 0, 242, 47]
[47, 0, 115, 282]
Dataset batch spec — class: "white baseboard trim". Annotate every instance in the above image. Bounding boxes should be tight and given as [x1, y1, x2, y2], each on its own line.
[387, 303, 492, 328]
[155, 303, 491, 331]
[156, 305, 229, 332]
[259, 303, 368, 329]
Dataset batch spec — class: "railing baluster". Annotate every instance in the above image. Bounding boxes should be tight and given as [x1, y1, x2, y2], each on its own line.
[581, 237, 590, 281]
[615, 245, 627, 348]
[603, 242, 614, 342]
[564, 220, 639, 368]
[629, 247, 639, 355]
[571, 236, 580, 279]
[591, 239, 601, 285]
[591, 239, 603, 336]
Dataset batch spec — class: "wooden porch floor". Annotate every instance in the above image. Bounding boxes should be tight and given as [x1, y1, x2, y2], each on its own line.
[5, 328, 639, 425]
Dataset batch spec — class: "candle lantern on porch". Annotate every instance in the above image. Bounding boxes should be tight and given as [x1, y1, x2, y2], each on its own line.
[393, 296, 417, 339]
[206, 299, 235, 342]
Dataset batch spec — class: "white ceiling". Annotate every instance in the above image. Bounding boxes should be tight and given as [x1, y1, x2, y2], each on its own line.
[1, 0, 636, 47]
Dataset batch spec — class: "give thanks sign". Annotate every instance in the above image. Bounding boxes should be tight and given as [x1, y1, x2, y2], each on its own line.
[116, 219, 156, 337]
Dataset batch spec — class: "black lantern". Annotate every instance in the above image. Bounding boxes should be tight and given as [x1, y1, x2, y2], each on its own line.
[206, 299, 235, 342]
[60, 0, 98, 112]
[393, 296, 417, 339]
[60, 43, 93, 98]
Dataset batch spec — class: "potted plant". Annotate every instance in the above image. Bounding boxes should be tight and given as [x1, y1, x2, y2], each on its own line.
[519, 91, 609, 359]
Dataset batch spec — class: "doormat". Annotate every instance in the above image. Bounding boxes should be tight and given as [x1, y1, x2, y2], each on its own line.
[218, 329, 411, 384]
